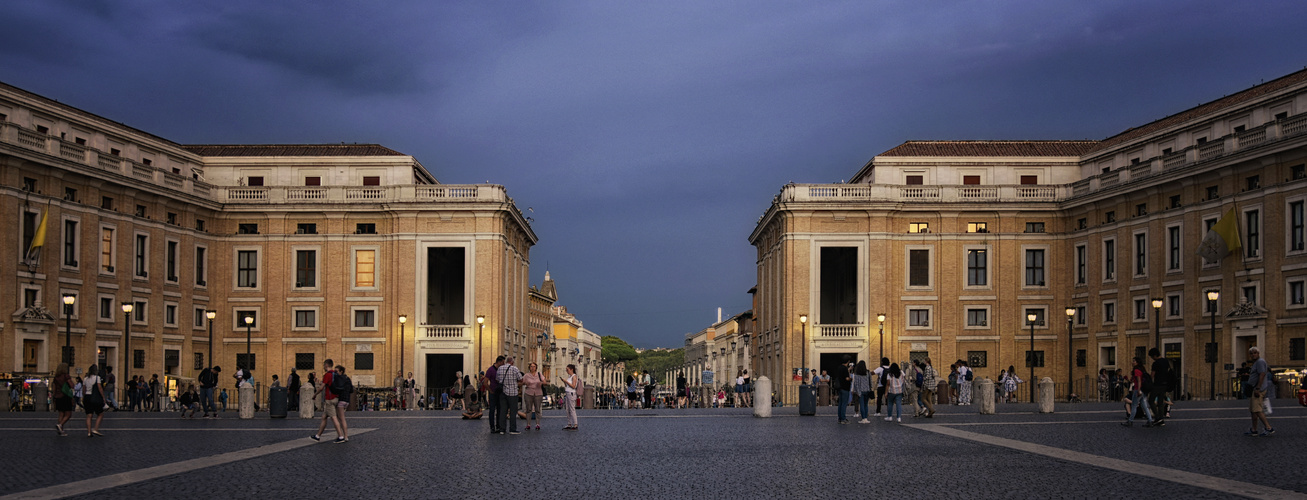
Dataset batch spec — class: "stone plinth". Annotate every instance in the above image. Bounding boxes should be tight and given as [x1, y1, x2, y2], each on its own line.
[239, 386, 255, 419]
[976, 378, 995, 415]
[1038, 377, 1055, 413]
[753, 377, 772, 417]
[300, 386, 315, 419]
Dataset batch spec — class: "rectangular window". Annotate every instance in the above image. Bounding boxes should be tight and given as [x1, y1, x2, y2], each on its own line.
[908, 309, 930, 327]
[967, 222, 987, 233]
[819, 247, 858, 324]
[362, 176, 380, 186]
[1076, 349, 1086, 367]
[62, 220, 78, 267]
[1291, 281, 1305, 306]
[236, 353, 256, 371]
[100, 228, 115, 272]
[1169, 195, 1181, 209]
[296, 250, 316, 288]
[246, 176, 264, 187]
[166, 212, 177, 225]
[963, 175, 980, 185]
[1134, 299, 1147, 320]
[1168, 295, 1182, 317]
[134, 234, 148, 277]
[134, 301, 147, 323]
[1020, 175, 1038, 185]
[134, 350, 145, 370]
[1135, 203, 1147, 217]
[966, 351, 988, 368]
[165, 304, 177, 326]
[237, 223, 259, 235]
[1076, 305, 1086, 325]
[101, 196, 114, 210]
[135, 205, 147, 218]
[1207, 186, 1220, 200]
[355, 352, 375, 370]
[906, 175, 923, 185]
[1242, 285, 1257, 306]
[1293, 164, 1306, 180]
[1167, 226, 1180, 271]
[1024, 308, 1044, 326]
[100, 297, 113, 319]
[1025, 350, 1045, 368]
[1246, 175, 1260, 191]
[1105, 211, 1116, 223]
[1075, 245, 1086, 284]
[1024, 222, 1045, 233]
[355, 250, 375, 288]
[195, 353, 205, 371]
[295, 353, 316, 371]
[166, 241, 178, 281]
[355, 223, 377, 234]
[296, 223, 317, 235]
[237, 250, 258, 288]
[194, 308, 206, 328]
[1291, 201, 1305, 251]
[1077, 218, 1087, 230]
[354, 309, 376, 328]
[966, 309, 988, 327]
[196, 219, 205, 232]
[294, 309, 316, 328]
[967, 249, 987, 286]
[908, 222, 929, 234]
[236, 310, 258, 329]
[1102, 346, 1116, 366]
[908, 249, 930, 287]
[1104, 302, 1116, 323]
[195, 247, 207, 286]
[1246, 210, 1260, 258]
[1025, 249, 1045, 286]
[1134, 233, 1147, 276]
[1291, 338, 1305, 361]
[304, 176, 321, 186]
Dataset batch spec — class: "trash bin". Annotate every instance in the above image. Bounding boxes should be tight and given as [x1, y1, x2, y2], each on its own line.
[268, 386, 288, 418]
[798, 384, 816, 416]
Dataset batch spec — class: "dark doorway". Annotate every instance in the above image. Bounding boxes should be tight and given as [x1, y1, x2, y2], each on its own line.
[426, 353, 463, 391]
[820, 247, 857, 324]
[426, 247, 465, 325]
[820, 352, 859, 380]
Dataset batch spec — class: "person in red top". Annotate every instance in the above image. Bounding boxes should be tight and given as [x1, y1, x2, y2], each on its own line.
[1120, 357, 1155, 428]
[311, 358, 344, 442]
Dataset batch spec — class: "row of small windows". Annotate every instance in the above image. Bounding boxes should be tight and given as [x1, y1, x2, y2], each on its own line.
[908, 222, 1044, 234]
[21, 179, 207, 231]
[238, 223, 376, 235]
[909, 248, 1048, 288]
[242, 176, 381, 187]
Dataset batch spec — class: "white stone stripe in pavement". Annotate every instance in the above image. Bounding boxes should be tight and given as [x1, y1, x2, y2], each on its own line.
[0, 428, 375, 500]
[910, 424, 1307, 500]
[0, 428, 324, 431]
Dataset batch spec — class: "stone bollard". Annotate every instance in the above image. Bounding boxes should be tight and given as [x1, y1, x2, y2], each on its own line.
[1038, 377, 1055, 413]
[753, 377, 772, 417]
[937, 381, 950, 405]
[299, 387, 315, 419]
[33, 383, 49, 412]
[976, 378, 996, 415]
[239, 386, 255, 419]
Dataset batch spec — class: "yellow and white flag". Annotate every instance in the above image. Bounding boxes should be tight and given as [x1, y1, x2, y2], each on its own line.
[1196, 207, 1241, 263]
[24, 210, 48, 264]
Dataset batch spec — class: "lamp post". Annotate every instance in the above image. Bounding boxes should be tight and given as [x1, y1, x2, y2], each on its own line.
[62, 295, 76, 366]
[206, 310, 216, 370]
[876, 313, 886, 362]
[242, 315, 254, 372]
[1065, 307, 1075, 399]
[1151, 298, 1163, 351]
[797, 314, 809, 384]
[1207, 290, 1219, 400]
[122, 302, 133, 394]
[398, 315, 407, 378]
[476, 315, 486, 377]
[1027, 313, 1038, 404]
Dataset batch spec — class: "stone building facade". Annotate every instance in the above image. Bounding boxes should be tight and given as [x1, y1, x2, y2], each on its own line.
[1, 81, 535, 399]
[751, 68, 1307, 403]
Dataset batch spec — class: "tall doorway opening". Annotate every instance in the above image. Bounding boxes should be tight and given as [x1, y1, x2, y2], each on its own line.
[820, 352, 858, 380]
[425, 353, 463, 392]
[426, 248, 465, 326]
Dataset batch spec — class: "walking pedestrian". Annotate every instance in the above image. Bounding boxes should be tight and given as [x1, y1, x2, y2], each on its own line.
[920, 358, 938, 417]
[676, 372, 688, 409]
[73, 377, 84, 411]
[148, 374, 159, 411]
[903, 361, 922, 417]
[1002, 365, 1022, 403]
[561, 364, 579, 430]
[873, 357, 889, 416]
[307, 372, 318, 411]
[626, 374, 640, 409]
[948, 364, 959, 404]
[405, 372, 416, 410]
[1148, 348, 1172, 425]
[82, 364, 106, 437]
[52, 363, 73, 436]
[522, 362, 544, 430]
[831, 354, 852, 424]
[1120, 357, 1154, 428]
[486, 356, 505, 433]
[496, 356, 523, 434]
[1097, 369, 1109, 402]
[851, 361, 871, 424]
[311, 359, 346, 443]
[102, 366, 117, 411]
[393, 371, 405, 410]
[1244, 347, 1275, 436]
[884, 363, 904, 422]
[741, 369, 752, 407]
[288, 368, 301, 412]
[957, 360, 973, 405]
[198, 365, 220, 418]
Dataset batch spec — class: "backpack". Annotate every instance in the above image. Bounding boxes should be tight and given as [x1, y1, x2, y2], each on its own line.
[914, 370, 924, 388]
[964, 369, 974, 382]
[1139, 370, 1153, 393]
[331, 372, 353, 400]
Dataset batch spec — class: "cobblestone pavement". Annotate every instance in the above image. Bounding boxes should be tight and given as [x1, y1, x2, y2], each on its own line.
[0, 399, 1302, 499]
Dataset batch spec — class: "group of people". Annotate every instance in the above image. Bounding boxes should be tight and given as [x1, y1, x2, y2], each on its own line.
[459, 355, 580, 433]
[828, 355, 941, 424]
[50, 363, 108, 437]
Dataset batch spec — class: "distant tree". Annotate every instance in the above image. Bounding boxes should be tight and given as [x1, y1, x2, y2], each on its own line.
[601, 336, 639, 365]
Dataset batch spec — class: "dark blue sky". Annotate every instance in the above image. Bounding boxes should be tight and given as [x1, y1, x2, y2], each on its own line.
[4, 1, 1306, 347]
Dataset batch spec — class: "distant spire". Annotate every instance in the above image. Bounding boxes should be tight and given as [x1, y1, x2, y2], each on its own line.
[544, 271, 552, 281]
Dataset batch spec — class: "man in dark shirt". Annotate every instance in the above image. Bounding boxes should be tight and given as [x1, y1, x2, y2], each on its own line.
[485, 356, 505, 434]
[288, 368, 302, 412]
[676, 373, 687, 408]
[1148, 348, 1170, 425]
[830, 355, 852, 424]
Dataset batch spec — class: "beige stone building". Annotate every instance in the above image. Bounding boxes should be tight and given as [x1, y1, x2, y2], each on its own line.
[751, 68, 1307, 403]
[1, 81, 536, 400]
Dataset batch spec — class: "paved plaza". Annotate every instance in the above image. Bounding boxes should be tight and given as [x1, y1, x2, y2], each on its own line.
[0, 400, 1302, 499]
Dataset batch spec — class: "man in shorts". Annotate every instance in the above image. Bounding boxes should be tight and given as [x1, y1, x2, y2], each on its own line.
[1245, 347, 1275, 437]
[311, 359, 346, 443]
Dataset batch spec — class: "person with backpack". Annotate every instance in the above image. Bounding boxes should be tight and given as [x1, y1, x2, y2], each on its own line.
[52, 363, 74, 436]
[872, 357, 889, 416]
[883, 363, 905, 422]
[331, 365, 352, 440]
[903, 360, 922, 417]
[919, 358, 938, 418]
[957, 360, 974, 405]
[1120, 357, 1155, 428]
[1148, 348, 1171, 426]
[311, 359, 347, 443]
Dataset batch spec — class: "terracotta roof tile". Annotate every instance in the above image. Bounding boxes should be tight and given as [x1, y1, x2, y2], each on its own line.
[878, 140, 1100, 157]
[1090, 68, 1307, 154]
[182, 144, 407, 157]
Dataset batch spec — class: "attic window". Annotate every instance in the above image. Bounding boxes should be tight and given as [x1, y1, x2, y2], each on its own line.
[305, 177, 321, 186]
[905, 175, 923, 185]
[1020, 175, 1038, 185]
[247, 176, 264, 187]
[363, 176, 381, 186]
[963, 175, 980, 185]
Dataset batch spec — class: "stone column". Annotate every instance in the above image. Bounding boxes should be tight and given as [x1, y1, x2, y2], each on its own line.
[976, 378, 995, 415]
[239, 386, 255, 419]
[753, 377, 772, 418]
[299, 386, 315, 419]
[1038, 377, 1055, 413]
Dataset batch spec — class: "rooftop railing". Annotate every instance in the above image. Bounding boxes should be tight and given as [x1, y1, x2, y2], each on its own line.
[212, 184, 509, 204]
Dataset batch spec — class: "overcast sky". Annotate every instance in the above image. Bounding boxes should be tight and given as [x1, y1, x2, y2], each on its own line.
[3, 1, 1306, 347]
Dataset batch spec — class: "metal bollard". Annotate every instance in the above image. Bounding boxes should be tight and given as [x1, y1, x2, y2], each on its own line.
[753, 377, 772, 417]
[239, 386, 255, 419]
[299, 386, 315, 419]
[976, 378, 996, 415]
[1038, 377, 1055, 413]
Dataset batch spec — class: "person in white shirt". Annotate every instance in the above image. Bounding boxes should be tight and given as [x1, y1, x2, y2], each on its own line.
[873, 358, 889, 416]
[957, 360, 974, 405]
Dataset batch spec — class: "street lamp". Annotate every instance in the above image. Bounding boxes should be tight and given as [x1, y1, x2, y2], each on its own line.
[398, 315, 407, 378]
[122, 302, 133, 393]
[1065, 307, 1075, 399]
[1151, 298, 1163, 351]
[1027, 313, 1038, 404]
[877, 313, 886, 362]
[476, 315, 486, 376]
[205, 310, 216, 370]
[798, 314, 807, 381]
[1206, 290, 1219, 400]
[62, 295, 76, 366]
[243, 315, 253, 371]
